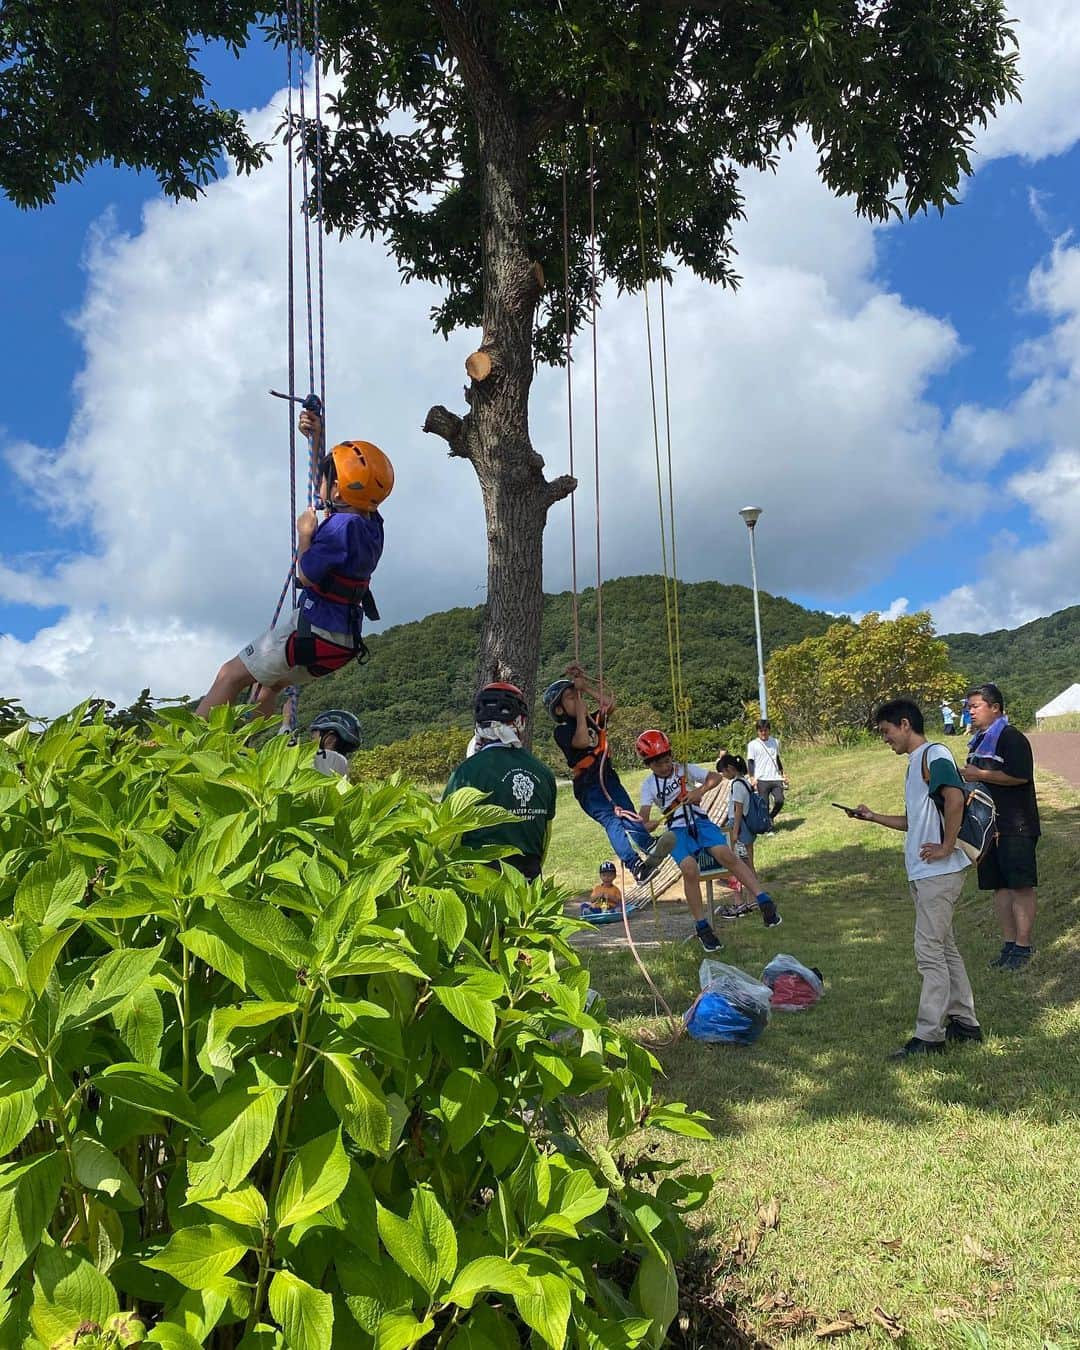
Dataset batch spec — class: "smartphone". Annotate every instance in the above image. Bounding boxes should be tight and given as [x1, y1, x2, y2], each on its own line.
[832, 803, 861, 817]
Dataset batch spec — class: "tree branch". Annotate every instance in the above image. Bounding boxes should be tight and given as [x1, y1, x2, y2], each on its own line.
[542, 474, 577, 509]
[422, 405, 471, 459]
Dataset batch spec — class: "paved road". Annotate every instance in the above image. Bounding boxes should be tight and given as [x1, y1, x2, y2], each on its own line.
[1029, 731, 1080, 789]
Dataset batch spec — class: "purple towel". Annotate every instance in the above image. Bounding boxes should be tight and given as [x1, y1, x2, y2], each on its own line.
[968, 714, 1009, 764]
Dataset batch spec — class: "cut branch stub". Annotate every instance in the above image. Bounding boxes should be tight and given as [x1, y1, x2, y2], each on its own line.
[465, 350, 493, 382]
[530, 260, 545, 291]
[422, 405, 470, 459]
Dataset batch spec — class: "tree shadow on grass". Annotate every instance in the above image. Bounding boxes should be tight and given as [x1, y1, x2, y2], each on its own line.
[767, 815, 805, 831]
[583, 814, 1080, 1135]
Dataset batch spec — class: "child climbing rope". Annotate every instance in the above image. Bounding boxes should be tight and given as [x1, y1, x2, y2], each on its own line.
[309, 708, 362, 778]
[196, 408, 393, 719]
[635, 730, 782, 942]
[543, 670, 675, 884]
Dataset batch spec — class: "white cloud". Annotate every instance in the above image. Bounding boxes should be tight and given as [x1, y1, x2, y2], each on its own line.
[978, 1, 1080, 162]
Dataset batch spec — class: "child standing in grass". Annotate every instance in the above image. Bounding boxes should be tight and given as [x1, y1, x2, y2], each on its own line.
[718, 753, 758, 872]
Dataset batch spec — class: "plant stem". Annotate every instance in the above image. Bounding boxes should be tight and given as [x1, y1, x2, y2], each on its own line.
[180, 936, 192, 1094]
[246, 990, 314, 1333]
[30, 1034, 89, 1236]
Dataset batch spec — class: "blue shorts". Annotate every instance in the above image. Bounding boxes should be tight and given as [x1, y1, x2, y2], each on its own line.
[671, 819, 728, 864]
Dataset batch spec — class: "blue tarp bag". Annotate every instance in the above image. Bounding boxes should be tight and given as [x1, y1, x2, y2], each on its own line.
[685, 990, 767, 1044]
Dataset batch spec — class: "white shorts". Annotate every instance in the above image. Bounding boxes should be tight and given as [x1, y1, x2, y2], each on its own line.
[237, 609, 354, 689]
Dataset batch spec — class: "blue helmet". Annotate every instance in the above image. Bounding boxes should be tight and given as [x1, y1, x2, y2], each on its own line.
[309, 709, 361, 752]
[542, 679, 573, 719]
[599, 861, 617, 877]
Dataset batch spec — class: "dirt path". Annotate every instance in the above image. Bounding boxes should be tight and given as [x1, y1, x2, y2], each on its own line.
[1029, 731, 1080, 789]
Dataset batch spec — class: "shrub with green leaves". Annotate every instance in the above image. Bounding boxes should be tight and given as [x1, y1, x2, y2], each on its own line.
[0, 706, 713, 1348]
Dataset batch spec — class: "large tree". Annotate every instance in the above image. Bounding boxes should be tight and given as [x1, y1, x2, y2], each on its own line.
[1, 1, 1019, 717]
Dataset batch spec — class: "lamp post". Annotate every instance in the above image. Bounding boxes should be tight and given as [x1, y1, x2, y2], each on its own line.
[739, 506, 767, 720]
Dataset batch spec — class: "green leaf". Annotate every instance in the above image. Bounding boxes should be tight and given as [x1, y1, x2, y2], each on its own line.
[268, 1269, 334, 1350]
[85, 1196, 125, 1274]
[196, 1183, 268, 1232]
[374, 1309, 436, 1350]
[26, 923, 78, 997]
[274, 1126, 349, 1231]
[235, 1326, 286, 1350]
[144, 1225, 249, 1289]
[161, 1285, 230, 1343]
[514, 1271, 572, 1350]
[634, 1249, 678, 1348]
[647, 1102, 713, 1141]
[179, 924, 246, 991]
[376, 1187, 456, 1298]
[432, 983, 497, 1046]
[186, 1079, 284, 1202]
[15, 856, 86, 927]
[556, 1168, 608, 1226]
[323, 1052, 392, 1156]
[146, 1324, 204, 1349]
[215, 895, 312, 968]
[445, 1256, 535, 1309]
[439, 1068, 498, 1151]
[30, 1243, 119, 1345]
[199, 1000, 298, 1091]
[95, 1063, 200, 1129]
[0, 1151, 65, 1288]
[112, 985, 164, 1067]
[0, 925, 28, 985]
[415, 888, 468, 954]
[72, 1136, 143, 1208]
[57, 942, 164, 1032]
[0, 1073, 43, 1155]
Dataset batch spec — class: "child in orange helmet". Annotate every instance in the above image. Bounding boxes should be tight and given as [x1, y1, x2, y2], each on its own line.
[196, 408, 393, 719]
[636, 729, 782, 942]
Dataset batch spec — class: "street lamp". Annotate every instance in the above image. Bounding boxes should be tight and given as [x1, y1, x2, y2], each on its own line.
[738, 506, 767, 720]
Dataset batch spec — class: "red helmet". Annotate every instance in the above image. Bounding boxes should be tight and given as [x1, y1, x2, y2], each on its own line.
[636, 729, 672, 761]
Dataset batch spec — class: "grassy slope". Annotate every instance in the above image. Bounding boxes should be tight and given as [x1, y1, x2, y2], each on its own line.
[546, 744, 1080, 1348]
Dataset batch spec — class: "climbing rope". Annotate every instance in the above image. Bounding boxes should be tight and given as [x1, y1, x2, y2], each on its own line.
[587, 127, 604, 705]
[562, 159, 581, 667]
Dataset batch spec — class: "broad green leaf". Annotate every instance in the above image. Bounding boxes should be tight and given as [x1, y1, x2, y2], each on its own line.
[15, 856, 86, 927]
[322, 1052, 392, 1156]
[268, 1269, 334, 1350]
[235, 1326, 286, 1350]
[215, 895, 312, 967]
[72, 1136, 143, 1208]
[445, 1256, 535, 1309]
[105, 1309, 148, 1346]
[0, 925, 27, 985]
[112, 985, 164, 1068]
[27, 923, 78, 996]
[144, 1225, 248, 1289]
[556, 1169, 608, 1227]
[439, 1069, 497, 1152]
[186, 1080, 284, 1202]
[146, 1324, 204, 1349]
[376, 1187, 456, 1298]
[374, 1309, 436, 1350]
[0, 1074, 42, 1155]
[161, 1285, 230, 1342]
[415, 888, 468, 954]
[432, 984, 496, 1046]
[95, 1064, 200, 1129]
[199, 1000, 298, 1090]
[57, 942, 164, 1033]
[274, 1126, 349, 1231]
[514, 1271, 572, 1350]
[196, 1183, 267, 1231]
[85, 1196, 124, 1274]
[634, 1249, 678, 1348]
[178, 925, 246, 991]
[647, 1102, 713, 1140]
[0, 1151, 65, 1288]
[30, 1243, 119, 1345]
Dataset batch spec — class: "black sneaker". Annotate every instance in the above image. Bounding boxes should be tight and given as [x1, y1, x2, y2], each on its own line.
[696, 923, 722, 952]
[945, 1016, 984, 1043]
[889, 1037, 946, 1060]
[716, 901, 756, 920]
[989, 942, 1016, 968]
[1001, 945, 1032, 970]
[758, 899, 782, 928]
[632, 830, 676, 883]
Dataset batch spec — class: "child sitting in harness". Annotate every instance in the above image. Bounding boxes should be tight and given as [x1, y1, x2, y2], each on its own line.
[635, 730, 782, 949]
[196, 407, 392, 719]
[543, 668, 675, 884]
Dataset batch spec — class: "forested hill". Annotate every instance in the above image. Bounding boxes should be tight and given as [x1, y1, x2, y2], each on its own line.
[299, 575, 839, 746]
[941, 605, 1080, 715]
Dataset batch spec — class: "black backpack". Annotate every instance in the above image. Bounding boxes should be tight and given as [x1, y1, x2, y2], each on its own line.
[920, 747, 997, 863]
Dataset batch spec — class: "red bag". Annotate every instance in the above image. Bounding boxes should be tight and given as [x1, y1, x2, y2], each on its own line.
[769, 972, 820, 1011]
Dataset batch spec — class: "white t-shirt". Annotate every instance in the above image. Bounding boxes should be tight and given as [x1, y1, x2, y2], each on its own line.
[640, 763, 710, 831]
[904, 742, 970, 881]
[727, 778, 751, 832]
[313, 748, 350, 778]
[747, 736, 782, 781]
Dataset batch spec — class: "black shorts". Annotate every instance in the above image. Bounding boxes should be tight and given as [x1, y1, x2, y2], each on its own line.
[977, 834, 1038, 891]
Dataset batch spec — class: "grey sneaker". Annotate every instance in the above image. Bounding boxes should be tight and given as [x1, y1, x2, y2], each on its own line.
[632, 830, 676, 883]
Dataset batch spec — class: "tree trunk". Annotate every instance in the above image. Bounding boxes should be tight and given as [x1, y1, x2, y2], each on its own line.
[424, 1, 573, 742]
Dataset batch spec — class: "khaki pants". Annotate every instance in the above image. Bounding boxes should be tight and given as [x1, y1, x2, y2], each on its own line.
[909, 871, 977, 1042]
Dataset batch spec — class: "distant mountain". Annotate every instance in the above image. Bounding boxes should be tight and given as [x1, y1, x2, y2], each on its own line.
[299, 575, 840, 746]
[941, 605, 1080, 719]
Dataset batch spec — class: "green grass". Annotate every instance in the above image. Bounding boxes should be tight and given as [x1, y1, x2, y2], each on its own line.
[1037, 713, 1080, 732]
[545, 745, 1080, 1348]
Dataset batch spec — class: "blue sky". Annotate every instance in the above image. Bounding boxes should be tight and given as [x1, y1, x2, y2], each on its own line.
[3, 5, 1080, 713]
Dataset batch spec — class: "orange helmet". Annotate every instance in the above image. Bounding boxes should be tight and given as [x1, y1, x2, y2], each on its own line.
[636, 729, 672, 761]
[326, 440, 394, 511]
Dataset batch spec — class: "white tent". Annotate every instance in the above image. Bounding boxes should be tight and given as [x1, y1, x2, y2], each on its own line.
[1036, 682, 1080, 723]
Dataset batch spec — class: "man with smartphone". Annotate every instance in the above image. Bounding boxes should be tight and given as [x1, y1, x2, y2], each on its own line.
[848, 698, 982, 1059]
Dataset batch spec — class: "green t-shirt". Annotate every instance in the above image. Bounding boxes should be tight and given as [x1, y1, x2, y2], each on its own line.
[443, 746, 557, 859]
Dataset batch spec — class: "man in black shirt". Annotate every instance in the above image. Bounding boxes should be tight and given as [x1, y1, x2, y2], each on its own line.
[961, 683, 1040, 970]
